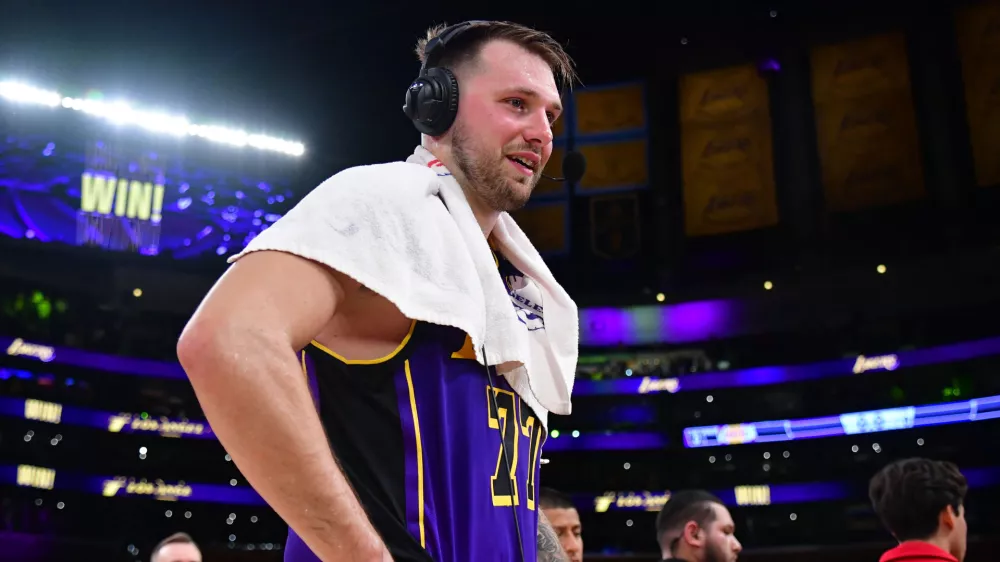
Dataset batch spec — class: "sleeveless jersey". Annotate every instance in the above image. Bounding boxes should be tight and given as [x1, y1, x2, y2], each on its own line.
[283, 252, 548, 562]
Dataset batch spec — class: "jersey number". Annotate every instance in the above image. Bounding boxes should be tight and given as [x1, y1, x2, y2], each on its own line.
[487, 387, 545, 510]
[453, 335, 545, 510]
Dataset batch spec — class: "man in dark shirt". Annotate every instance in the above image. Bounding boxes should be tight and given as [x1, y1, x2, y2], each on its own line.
[655, 490, 741, 562]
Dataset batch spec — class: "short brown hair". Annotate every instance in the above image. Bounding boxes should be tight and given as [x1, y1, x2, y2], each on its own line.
[869, 458, 968, 541]
[414, 21, 577, 92]
[151, 532, 197, 562]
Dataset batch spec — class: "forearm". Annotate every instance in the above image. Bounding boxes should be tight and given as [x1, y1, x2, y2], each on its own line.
[180, 331, 386, 561]
[537, 510, 569, 562]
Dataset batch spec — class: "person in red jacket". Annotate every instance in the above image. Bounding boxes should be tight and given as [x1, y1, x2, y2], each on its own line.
[869, 457, 969, 562]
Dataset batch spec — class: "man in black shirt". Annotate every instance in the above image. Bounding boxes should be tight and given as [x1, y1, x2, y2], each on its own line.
[655, 490, 741, 562]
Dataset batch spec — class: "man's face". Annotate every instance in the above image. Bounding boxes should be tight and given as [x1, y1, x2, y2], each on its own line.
[543, 506, 583, 562]
[700, 504, 742, 562]
[448, 39, 563, 213]
[154, 542, 201, 562]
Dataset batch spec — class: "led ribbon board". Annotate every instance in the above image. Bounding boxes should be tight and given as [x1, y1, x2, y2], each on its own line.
[7, 464, 1000, 509]
[573, 335, 1000, 396]
[684, 394, 1000, 448]
[2, 464, 265, 505]
[580, 468, 1000, 512]
[0, 396, 214, 439]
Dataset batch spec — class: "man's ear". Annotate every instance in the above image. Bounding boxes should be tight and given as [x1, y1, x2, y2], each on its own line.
[940, 504, 959, 531]
[682, 521, 704, 548]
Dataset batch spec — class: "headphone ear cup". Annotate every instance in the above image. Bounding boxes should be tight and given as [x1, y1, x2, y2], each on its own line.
[404, 67, 460, 137]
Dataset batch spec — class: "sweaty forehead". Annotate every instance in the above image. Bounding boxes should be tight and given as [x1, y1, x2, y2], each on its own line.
[470, 40, 560, 102]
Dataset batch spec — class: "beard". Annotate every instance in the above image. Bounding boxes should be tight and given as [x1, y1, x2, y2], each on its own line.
[450, 121, 539, 213]
[703, 538, 736, 562]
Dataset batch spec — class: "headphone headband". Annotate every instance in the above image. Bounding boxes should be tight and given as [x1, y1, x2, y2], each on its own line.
[420, 20, 489, 75]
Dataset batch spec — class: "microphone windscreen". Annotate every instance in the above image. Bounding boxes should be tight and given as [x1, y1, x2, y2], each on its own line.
[561, 150, 586, 184]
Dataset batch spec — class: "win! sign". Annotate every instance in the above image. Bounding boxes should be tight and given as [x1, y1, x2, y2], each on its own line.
[78, 173, 166, 253]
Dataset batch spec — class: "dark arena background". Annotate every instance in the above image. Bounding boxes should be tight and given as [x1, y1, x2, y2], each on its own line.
[3, 0, 1000, 560]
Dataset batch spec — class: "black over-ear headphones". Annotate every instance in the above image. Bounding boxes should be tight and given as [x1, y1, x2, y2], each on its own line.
[402, 20, 488, 137]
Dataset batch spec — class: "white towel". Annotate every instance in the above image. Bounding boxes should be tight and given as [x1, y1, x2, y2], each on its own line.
[227, 145, 578, 424]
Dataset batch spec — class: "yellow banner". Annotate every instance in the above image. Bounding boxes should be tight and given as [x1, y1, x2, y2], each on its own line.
[679, 64, 771, 124]
[681, 116, 779, 236]
[956, 2, 1000, 187]
[811, 33, 912, 104]
[577, 139, 648, 193]
[574, 83, 646, 136]
[509, 202, 568, 254]
[811, 34, 925, 210]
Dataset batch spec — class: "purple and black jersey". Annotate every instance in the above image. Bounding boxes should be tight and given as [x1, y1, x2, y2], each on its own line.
[284, 253, 548, 562]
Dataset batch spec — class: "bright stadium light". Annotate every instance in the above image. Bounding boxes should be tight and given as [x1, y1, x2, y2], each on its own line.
[0, 79, 305, 157]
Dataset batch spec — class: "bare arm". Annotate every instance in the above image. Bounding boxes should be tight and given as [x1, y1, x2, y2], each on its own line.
[538, 510, 570, 562]
[177, 251, 388, 562]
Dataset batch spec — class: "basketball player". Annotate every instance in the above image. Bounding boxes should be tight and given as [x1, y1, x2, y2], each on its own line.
[655, 490, 741, 562]
[177, 20, 576, 562]
[539, 487, 583, 561]
[869, 458, 968, 562]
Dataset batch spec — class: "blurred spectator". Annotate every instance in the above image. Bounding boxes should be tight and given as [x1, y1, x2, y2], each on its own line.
[869, 458, 968, 562]
[539, 487, 583, 562]
[655, 490, 741, 562]
[150, 532, 201, 562]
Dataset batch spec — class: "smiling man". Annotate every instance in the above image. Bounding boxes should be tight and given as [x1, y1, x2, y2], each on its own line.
[179, 19, 578, 562]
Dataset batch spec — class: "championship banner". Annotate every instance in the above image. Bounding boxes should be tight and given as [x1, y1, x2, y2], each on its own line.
[576, 139, 649, 194]
[810, 34, 925, 210]
[573, 83, 647, 137]
[509, 201, 568, 255]
[810, 33, 913, 104]
[679, 64, 778, 237]
[590, 192, 641, 260]
[0, 130, 296, 259]
[680, 116, 779, 236]
[956, 2, 1000, 187]
[678, 65, 771, 125]
[813, 93, 925, 210]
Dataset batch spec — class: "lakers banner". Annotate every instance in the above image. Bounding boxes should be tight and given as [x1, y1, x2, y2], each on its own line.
[509, 202, 568, 255]
[956, 3, 1000, 187]
[810, 34, 913, 104]
[679, 63, 777, 236]
[681, 117, 779, 236]
[679, 65, 771, 125]
[814, 93, 924, 210]
[590, 193, 641, 259]
[811, 34, 925, 210]
[577, 140, 649, 194]
[574, 83, 647, 137]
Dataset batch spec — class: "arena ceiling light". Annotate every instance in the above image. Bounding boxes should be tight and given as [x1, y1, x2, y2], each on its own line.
[0, 80, 305, 157]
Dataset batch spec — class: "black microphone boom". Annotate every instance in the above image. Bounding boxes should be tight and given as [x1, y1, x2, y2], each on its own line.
[540, 150, 586, 183]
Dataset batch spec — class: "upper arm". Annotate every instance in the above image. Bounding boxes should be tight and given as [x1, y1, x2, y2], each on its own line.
[179, 250, 359, 356]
